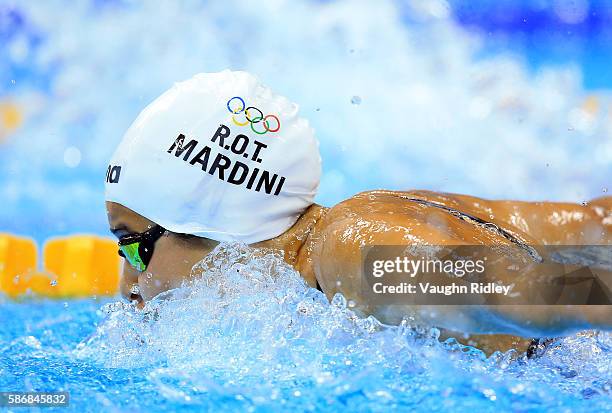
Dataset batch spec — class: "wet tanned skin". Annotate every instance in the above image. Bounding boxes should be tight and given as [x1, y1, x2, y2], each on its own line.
[106, 191, 611, 353]
[293, 190, 611, 353]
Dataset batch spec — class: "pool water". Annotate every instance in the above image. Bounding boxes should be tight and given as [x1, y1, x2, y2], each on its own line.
[1, 243, 611, 412]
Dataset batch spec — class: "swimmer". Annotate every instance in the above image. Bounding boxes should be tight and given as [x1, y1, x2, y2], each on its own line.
[105, 71, 611, 355]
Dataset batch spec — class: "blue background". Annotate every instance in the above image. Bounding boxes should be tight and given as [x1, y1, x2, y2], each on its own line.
[1, 0, 611, 241]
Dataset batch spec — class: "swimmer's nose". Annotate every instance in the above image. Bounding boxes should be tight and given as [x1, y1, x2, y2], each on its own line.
[119, 260, 144, 306]
[128, 285, 144, 308]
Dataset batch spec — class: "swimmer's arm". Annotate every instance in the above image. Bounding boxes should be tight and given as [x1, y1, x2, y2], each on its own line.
[468, 263, 612, 335]
[362, 258, 612, 337]
[406, 265, 612, 336]
[404, 304, 612, 337]
[477, 304, 612, 336]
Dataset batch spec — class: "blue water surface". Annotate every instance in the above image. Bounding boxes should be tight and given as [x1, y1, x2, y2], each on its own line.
[1, 244, 611, 412]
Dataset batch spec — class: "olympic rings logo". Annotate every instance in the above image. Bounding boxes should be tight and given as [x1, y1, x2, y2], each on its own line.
[226, 96, 281, 135]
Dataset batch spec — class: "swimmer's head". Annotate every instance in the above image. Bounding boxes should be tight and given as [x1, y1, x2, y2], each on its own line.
[105, 71, 321, 302]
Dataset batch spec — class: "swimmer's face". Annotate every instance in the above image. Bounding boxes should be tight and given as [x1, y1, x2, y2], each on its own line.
[106, 201, 218, 304]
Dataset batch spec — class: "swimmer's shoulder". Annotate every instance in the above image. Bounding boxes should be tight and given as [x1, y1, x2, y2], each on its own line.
[319, 189, 458, 223]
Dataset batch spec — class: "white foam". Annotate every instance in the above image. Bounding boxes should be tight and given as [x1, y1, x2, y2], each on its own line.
[74, 242, 612, 405]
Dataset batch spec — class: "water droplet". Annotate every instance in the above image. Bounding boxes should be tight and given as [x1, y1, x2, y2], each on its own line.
[63, 146, 81, 168]
[545, 163, 550, 167]
[351, 96, 362, 105]
[331, 293, 347, 309]
[568, 126, 575, 131]
[24, 336, 41, 349]
[315, 107, 320, 112]
[581, 201, 588, 207]
[603, 188, 608, 193]
[10, 79, 15, 85]
[50, 279, 58, 287]
[483, 388, 497, 400]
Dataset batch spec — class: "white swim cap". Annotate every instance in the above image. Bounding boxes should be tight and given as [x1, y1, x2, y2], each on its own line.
[105, 70, 321, 243]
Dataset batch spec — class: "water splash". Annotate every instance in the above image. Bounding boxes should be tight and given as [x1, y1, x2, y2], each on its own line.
[67, 242, 612, 410]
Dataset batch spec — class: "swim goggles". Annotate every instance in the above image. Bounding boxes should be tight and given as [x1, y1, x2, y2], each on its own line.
[117, 225, 166, 272]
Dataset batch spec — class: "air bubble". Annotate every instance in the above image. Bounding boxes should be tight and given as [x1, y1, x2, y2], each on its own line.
[350, 96, 362, 105]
